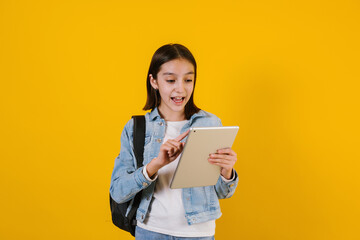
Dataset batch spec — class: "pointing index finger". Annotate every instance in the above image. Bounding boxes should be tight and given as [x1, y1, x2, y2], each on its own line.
[174, 129, 190, 142]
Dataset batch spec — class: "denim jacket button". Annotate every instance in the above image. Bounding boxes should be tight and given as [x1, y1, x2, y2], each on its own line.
[156, 138, 162, 143]
[143, 182, 148, 187]
[159, 122, 164, 126]
[230, 184, 234, 188]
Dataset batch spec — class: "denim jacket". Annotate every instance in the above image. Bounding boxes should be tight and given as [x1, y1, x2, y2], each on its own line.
[109, 107, 239, 225]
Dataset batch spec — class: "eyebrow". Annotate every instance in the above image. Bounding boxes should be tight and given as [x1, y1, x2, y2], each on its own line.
[162, 71, 194, 76]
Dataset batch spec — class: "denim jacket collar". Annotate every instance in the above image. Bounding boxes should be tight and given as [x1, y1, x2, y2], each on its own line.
[148, 107, 206, 122]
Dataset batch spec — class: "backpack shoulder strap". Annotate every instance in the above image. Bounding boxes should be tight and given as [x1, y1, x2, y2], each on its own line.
[132, 115, 145, 168]
[126, 115, 145, 224]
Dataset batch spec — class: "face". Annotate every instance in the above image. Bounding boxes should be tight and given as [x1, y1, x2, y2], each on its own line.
[149, 58, 195, 120]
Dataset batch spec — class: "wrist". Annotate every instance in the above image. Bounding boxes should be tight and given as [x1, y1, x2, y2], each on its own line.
[221, 168, 233, 180]
[143, 164, 157, 181]
[146, 158, 162, 177]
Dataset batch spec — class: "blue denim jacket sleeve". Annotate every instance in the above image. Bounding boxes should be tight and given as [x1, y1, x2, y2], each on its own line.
[109, 118, 153, 204]
[213, 117, 239, 199]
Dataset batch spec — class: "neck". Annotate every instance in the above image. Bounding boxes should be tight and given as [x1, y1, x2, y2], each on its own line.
[158, 106, 186, 121]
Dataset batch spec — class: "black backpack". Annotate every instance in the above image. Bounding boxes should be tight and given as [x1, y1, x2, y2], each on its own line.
[110, 115, 145, 236]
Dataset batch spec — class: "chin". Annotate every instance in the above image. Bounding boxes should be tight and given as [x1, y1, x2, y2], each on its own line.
[171, 106, 185, 112]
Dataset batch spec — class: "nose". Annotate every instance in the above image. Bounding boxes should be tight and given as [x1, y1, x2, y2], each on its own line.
[175, 80, 185, 93]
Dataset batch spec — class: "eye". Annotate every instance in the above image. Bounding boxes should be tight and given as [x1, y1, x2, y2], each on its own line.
[166, 80, 175, 83]
[186, 79, 193, 82]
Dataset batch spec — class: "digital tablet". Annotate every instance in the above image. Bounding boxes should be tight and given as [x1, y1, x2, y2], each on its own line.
[170, 126, 239, 189]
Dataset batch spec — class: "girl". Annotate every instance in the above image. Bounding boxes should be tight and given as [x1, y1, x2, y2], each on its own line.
[110, 43, 239, 240]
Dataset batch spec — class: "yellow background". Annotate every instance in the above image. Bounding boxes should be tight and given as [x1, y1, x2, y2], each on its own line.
[1, 0, 359, 239]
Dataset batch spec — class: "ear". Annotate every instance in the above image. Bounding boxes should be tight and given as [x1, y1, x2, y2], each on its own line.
[149, 74, 158, 90]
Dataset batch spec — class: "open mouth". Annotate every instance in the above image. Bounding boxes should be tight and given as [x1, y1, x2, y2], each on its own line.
[171, 97, 185, 104]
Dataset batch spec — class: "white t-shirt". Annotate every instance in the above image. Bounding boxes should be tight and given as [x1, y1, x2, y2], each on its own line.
[137, 120, 216, 237]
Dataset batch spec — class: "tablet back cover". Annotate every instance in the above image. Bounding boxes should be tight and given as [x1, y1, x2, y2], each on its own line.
[170, 126, 239, 189]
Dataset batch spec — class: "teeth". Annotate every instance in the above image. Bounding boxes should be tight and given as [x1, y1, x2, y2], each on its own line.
[172, 97, 184, 103]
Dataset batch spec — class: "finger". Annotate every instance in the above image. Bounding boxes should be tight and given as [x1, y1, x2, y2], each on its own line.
[165, 148, 175, 157]
[174, 130, 190, 142]
[208, 158, 233, 169]
[177, 142, 185, 154]
[167, 139, 183, 149]
[166, 141, 181, 153]
[167, 140, 185, 156]
[167, 149, 175, 157]
[161, 144, 175, 156]
[217, 148, 236, 156]
[208, 155, 234, 165]
[168, 146, 183, 159]
[168, 142, 185, 159]
[180, 142, 185, 151]
[174, 141, 184, 154]
[164, 142, 183, 158]
[170, 151, 181, 160]
[208, 155, 236, 168]
[209, 153, 234, 162]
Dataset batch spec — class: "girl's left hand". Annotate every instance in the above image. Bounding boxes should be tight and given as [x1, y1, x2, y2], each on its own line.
[208, 148, 237, 180]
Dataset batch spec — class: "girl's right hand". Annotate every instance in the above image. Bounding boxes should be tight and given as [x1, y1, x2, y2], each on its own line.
[146, 130, 190, 178]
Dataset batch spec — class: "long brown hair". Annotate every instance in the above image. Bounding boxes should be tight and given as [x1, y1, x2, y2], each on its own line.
[143, 43, 201, 120]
